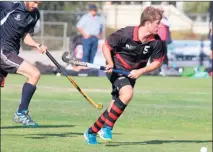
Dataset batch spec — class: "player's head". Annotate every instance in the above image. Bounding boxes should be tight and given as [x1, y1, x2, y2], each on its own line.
[140, 6, 162, 34]
[89, 4, 97, 16]
[24, 1, 40, 12]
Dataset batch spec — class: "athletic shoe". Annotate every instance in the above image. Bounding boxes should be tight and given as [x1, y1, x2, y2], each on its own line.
[98, 126, 112, 141]
[84, 130, 98, 145]
[13, 110, 38, 127]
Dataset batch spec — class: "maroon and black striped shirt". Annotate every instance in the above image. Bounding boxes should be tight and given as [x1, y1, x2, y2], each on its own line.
[105, 26, 165, 71]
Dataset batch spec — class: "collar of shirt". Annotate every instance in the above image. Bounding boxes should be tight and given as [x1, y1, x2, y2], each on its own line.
[88, 13, 97, 19]
[133, 26, 155, 43]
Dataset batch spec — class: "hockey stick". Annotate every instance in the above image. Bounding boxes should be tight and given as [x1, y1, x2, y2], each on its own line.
[46, 51, 103, 109]
[62, 52, 130, 76]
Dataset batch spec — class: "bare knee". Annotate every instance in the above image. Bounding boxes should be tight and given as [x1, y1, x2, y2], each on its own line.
[16, 61, 41, 85]
[31, 69, 40, 81]
[120, 90, 133, 102]
[119, 86, 134, 104]
[27, 68, 40, 85]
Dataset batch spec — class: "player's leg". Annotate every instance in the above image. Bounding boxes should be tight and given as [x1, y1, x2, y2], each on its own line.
[84, 109, 109, 144]
[84, 73, 135, 144]
[99, 74, 135, 141]
[0, 76, 5, 87]
[0, 70, 8, 87]
[13, 60, 40, 127]
[84, 73, 118, 144]
[1, 49, 40, 127]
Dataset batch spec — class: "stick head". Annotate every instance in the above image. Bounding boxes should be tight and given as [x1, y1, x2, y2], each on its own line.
[62, 51, 71, 63]
[62, 51, 86, 66]
[96, 103, 103, 109]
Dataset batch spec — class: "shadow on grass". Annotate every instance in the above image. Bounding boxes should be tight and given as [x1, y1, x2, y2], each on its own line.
[2, 132, 83, 139]
[2, 132, 122, 139]
[26, 132, 122, 138]
[1, 124, 75, 129]
[25, 132, 83, 139]
[106, 140, 213, 147]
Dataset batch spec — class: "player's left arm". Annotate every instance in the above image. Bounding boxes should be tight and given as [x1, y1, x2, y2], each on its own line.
[139, 60, 163, 74]
[23, 33, 47, 54]
[23, 9, 47, 53]
[129, 40, 165, 79]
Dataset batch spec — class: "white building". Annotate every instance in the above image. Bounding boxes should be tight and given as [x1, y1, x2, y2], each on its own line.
[102, 2, 209, 34]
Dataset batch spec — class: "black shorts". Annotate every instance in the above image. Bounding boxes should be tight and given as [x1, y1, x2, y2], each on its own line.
[107, 72, 135, 100]
[0, 49, 24, 85]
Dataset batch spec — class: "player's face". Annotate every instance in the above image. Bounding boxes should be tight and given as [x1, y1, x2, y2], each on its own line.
[147, 20, 161, 34]
[25, 1, 40, 12]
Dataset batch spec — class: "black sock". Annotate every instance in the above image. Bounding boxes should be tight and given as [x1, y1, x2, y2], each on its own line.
[18, 83, 36, 113]
[104, 98, 127, 128]
[88, 110, 108, 133]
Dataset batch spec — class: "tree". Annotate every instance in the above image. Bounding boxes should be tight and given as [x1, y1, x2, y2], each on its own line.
[38, 2, 104, 37]
[39, 2, 65, 10]
[183, 2, 210, 14]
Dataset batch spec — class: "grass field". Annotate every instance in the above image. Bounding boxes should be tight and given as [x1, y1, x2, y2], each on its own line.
[1, 75, 212, 152]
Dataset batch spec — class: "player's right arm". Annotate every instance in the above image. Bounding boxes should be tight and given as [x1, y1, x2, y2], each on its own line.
[102, 28, 126, 72]
[129, 40, 165, 79]
[102, 42, 114, 72]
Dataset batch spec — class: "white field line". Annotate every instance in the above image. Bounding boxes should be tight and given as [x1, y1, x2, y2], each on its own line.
[1, 98, 211, 110]
[2, 84, 211, 95]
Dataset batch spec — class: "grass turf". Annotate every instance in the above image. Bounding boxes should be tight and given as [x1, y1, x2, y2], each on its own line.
[1, 75, 212, 152]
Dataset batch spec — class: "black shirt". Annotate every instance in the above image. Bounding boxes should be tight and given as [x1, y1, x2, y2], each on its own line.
[105, 26, 165, 71]
[0, 2, 40, 54]
[0, 1, 14, 12]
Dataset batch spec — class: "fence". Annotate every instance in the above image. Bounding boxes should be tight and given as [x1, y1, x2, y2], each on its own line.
[19, 8, 212, 69]
[21, 10, 105, 52]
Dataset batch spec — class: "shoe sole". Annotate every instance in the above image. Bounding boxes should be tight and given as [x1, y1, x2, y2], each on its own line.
[98, 132, 112, 142]
[13, 118, 39, 128]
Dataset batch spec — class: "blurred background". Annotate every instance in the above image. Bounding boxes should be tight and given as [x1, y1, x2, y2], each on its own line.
[18, 1, 212, 77]
[1, 2, 212, 152]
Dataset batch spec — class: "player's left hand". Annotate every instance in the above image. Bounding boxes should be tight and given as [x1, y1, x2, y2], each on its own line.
[37, 44, 47, 54]
[128, 69, 143, 79]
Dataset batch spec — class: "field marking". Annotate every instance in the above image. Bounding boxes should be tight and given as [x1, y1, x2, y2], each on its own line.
[1, 98, 211, 110]
[2, 84, 211, 95]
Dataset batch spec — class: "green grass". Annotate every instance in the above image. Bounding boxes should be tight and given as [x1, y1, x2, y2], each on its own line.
[1, 75, 212, 152]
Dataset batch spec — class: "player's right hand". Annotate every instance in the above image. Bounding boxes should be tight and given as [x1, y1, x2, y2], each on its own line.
[105, 63, 114, 73]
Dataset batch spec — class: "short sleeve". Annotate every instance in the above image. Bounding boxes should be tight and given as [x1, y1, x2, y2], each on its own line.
[105, 28, 126, 51]
[151, 40, 165, 62]
[76, 15, 87, 28]
[29, 21, 38, 34]
[29, 9, 40, 34]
